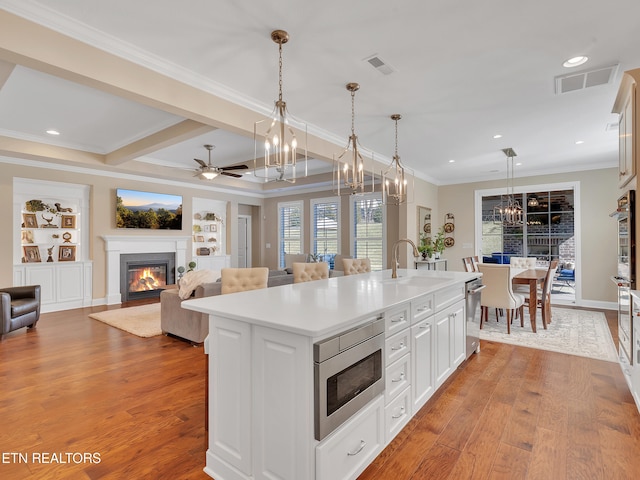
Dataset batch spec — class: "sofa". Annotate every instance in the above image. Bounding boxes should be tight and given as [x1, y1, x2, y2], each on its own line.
[160, 270, 294, 344]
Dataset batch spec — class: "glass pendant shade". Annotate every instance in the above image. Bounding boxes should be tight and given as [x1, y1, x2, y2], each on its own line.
[382, 114, 413, 205]
[254, 30, 307, 183]
[333, 83, 375, 195]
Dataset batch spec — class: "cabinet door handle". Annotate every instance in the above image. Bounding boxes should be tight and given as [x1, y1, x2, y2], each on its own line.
[392, 406, 405, 419]
[419, 323, 429, 329]
[347, 440, 366, 456]
[391, 342, 405, 351]
[392, 372, 405, 382]
[391, 315, 405, 323]
[417, 306, 428, 312]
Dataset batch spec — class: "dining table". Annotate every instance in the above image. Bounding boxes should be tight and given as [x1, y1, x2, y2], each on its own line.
[511, 268, 548, 332]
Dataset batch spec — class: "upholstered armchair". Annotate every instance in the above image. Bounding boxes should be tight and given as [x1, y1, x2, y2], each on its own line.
[0, 285, 41, 338]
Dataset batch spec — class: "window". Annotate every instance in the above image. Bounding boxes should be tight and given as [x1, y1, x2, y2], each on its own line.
[350, 194, 385, 271]
[479, 188, 575, 267]
[278, 201, 303, 269]
[311, 197, 340, 268]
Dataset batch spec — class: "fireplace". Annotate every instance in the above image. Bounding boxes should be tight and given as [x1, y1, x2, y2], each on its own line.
[120, 252, 175, 301]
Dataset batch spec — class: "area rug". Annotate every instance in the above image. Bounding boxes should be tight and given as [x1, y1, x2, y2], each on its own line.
[479, 307, 618, 362]
[89, 303, 162, 338]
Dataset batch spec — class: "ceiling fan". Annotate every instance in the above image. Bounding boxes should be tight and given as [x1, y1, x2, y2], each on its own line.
[194, 144, 249, 180]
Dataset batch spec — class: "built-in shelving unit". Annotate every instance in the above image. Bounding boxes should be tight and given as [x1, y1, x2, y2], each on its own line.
[191, 197, 230, 271]
[13, 178, 92, 312]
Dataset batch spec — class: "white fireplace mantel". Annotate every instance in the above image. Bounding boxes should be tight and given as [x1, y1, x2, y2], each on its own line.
[103, 235, 190, 304]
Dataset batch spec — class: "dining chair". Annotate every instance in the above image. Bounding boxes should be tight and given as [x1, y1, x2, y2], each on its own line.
[521, 260, 558, 329]
[477, 264, 525, 334]
[342, 258, 371, 275]
[509, 257, 536, 269]
[462, 257, 475, 272]
[292, 262, 329, 283]
[220, 267, 269, 294]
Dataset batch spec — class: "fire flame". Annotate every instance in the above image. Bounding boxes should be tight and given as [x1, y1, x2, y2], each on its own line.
[129, 267, 165, 292]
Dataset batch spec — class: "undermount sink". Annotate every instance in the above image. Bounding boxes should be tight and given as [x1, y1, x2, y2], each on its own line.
[380, 276, 450, 288]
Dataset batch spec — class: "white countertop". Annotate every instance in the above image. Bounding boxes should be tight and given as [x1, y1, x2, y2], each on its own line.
[182, 269, 480, 339]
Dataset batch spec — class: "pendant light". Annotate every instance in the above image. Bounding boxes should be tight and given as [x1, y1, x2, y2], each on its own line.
[493, 148, 523, 225]
[254, 29, 307, 183]
[333, 82, 375, 195]
[382, 114, 414, 205]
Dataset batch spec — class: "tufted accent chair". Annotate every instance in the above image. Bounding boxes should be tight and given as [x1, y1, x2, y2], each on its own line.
[221, 267, 269, 295]
[292, 262, 329, 283]
[342, 258, 372, 276]
[509, 257, 536, 269]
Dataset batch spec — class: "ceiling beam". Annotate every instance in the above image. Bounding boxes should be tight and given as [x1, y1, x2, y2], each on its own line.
[105, 119, 216, 165]
[0, 59, 15, 89]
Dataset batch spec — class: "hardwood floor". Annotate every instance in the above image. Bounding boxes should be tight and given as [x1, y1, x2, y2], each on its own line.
[1, 305, 638, 479]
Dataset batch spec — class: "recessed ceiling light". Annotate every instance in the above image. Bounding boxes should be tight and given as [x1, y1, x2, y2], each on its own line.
[493, 134, 502, 139]
[515, 162, 522, 166]
[563, 56, 588, 68]
[448, 159, 455, 163]
[575, 140, 584, 145]
[46, 129, 60, 135]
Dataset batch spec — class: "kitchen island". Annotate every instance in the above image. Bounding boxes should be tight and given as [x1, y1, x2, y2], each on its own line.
[183, 268, 479, 480]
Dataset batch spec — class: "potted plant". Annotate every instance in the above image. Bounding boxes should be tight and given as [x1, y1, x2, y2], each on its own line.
[433, 227, 446, 259]
[418, 233, 435, 260]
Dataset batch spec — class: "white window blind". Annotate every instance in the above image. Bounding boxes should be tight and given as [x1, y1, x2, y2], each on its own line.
[311, 198, 340, 266]
[278, 201, 303, 269]
[351, 195, 384, 271]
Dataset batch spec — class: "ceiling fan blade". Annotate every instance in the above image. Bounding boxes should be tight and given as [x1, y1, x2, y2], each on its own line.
[221, 171, 243, 178]
[194, 158, 208, 168]
[221, 164, 249, 171]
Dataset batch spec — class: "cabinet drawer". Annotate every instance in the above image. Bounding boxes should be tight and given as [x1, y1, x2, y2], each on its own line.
[412, 294, 434, 324]
[385, 353, 411, 404]
[385, 329, 411, 366]
[385, 303, 411, 337]
[434, 284, 465, 312]
[316, 396, 384, 480]
[385, 386, 412, 443]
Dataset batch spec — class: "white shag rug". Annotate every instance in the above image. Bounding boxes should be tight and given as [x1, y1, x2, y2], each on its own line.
[479, 307, 618, 362]
[89, 303, 162, 338]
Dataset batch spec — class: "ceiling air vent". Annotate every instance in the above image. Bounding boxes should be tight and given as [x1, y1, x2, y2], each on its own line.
[606, 122, 619, 132]
[555, 64, 619, 94]
[364, 55, 395, 75]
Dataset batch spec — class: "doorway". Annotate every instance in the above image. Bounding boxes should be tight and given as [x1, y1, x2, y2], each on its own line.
[238, 215, 252, 268]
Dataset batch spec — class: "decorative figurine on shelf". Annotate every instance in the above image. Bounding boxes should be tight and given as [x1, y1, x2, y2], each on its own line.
[54, 203, 73, 212]
[41, 215, 57, 228]
[46, 246, 54, 262]
[62, 232, 72, 243]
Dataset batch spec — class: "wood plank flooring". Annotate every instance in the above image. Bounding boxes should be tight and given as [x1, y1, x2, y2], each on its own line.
[1, 304, 638, 479]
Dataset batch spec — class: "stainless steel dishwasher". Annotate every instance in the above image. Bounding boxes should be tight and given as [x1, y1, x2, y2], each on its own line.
[465, 277, 485, 359]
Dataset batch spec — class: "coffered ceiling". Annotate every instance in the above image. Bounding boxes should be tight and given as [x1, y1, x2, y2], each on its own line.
[1, 0, 639, 194]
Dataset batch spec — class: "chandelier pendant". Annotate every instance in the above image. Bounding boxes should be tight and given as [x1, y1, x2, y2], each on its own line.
[333, 83, 375, 195]
[493, 147, 523, 225]
[254, 30, 308, 183]
[382, 114, 414, 205]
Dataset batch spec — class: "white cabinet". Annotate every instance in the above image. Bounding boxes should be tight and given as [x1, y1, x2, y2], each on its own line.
[613, 68, 640, 188]
[194, 255, 231, 271]
[382, 302, 412, 443]
[316, 396, 384, 480]
[434, 297, 465, 388]
[451, 301, 466, 368]
[208, 316, 253, 477]
[411, 317, 434, 411]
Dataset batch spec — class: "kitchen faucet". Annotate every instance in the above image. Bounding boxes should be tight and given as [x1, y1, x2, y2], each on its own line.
[392, 238, 420, 278]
